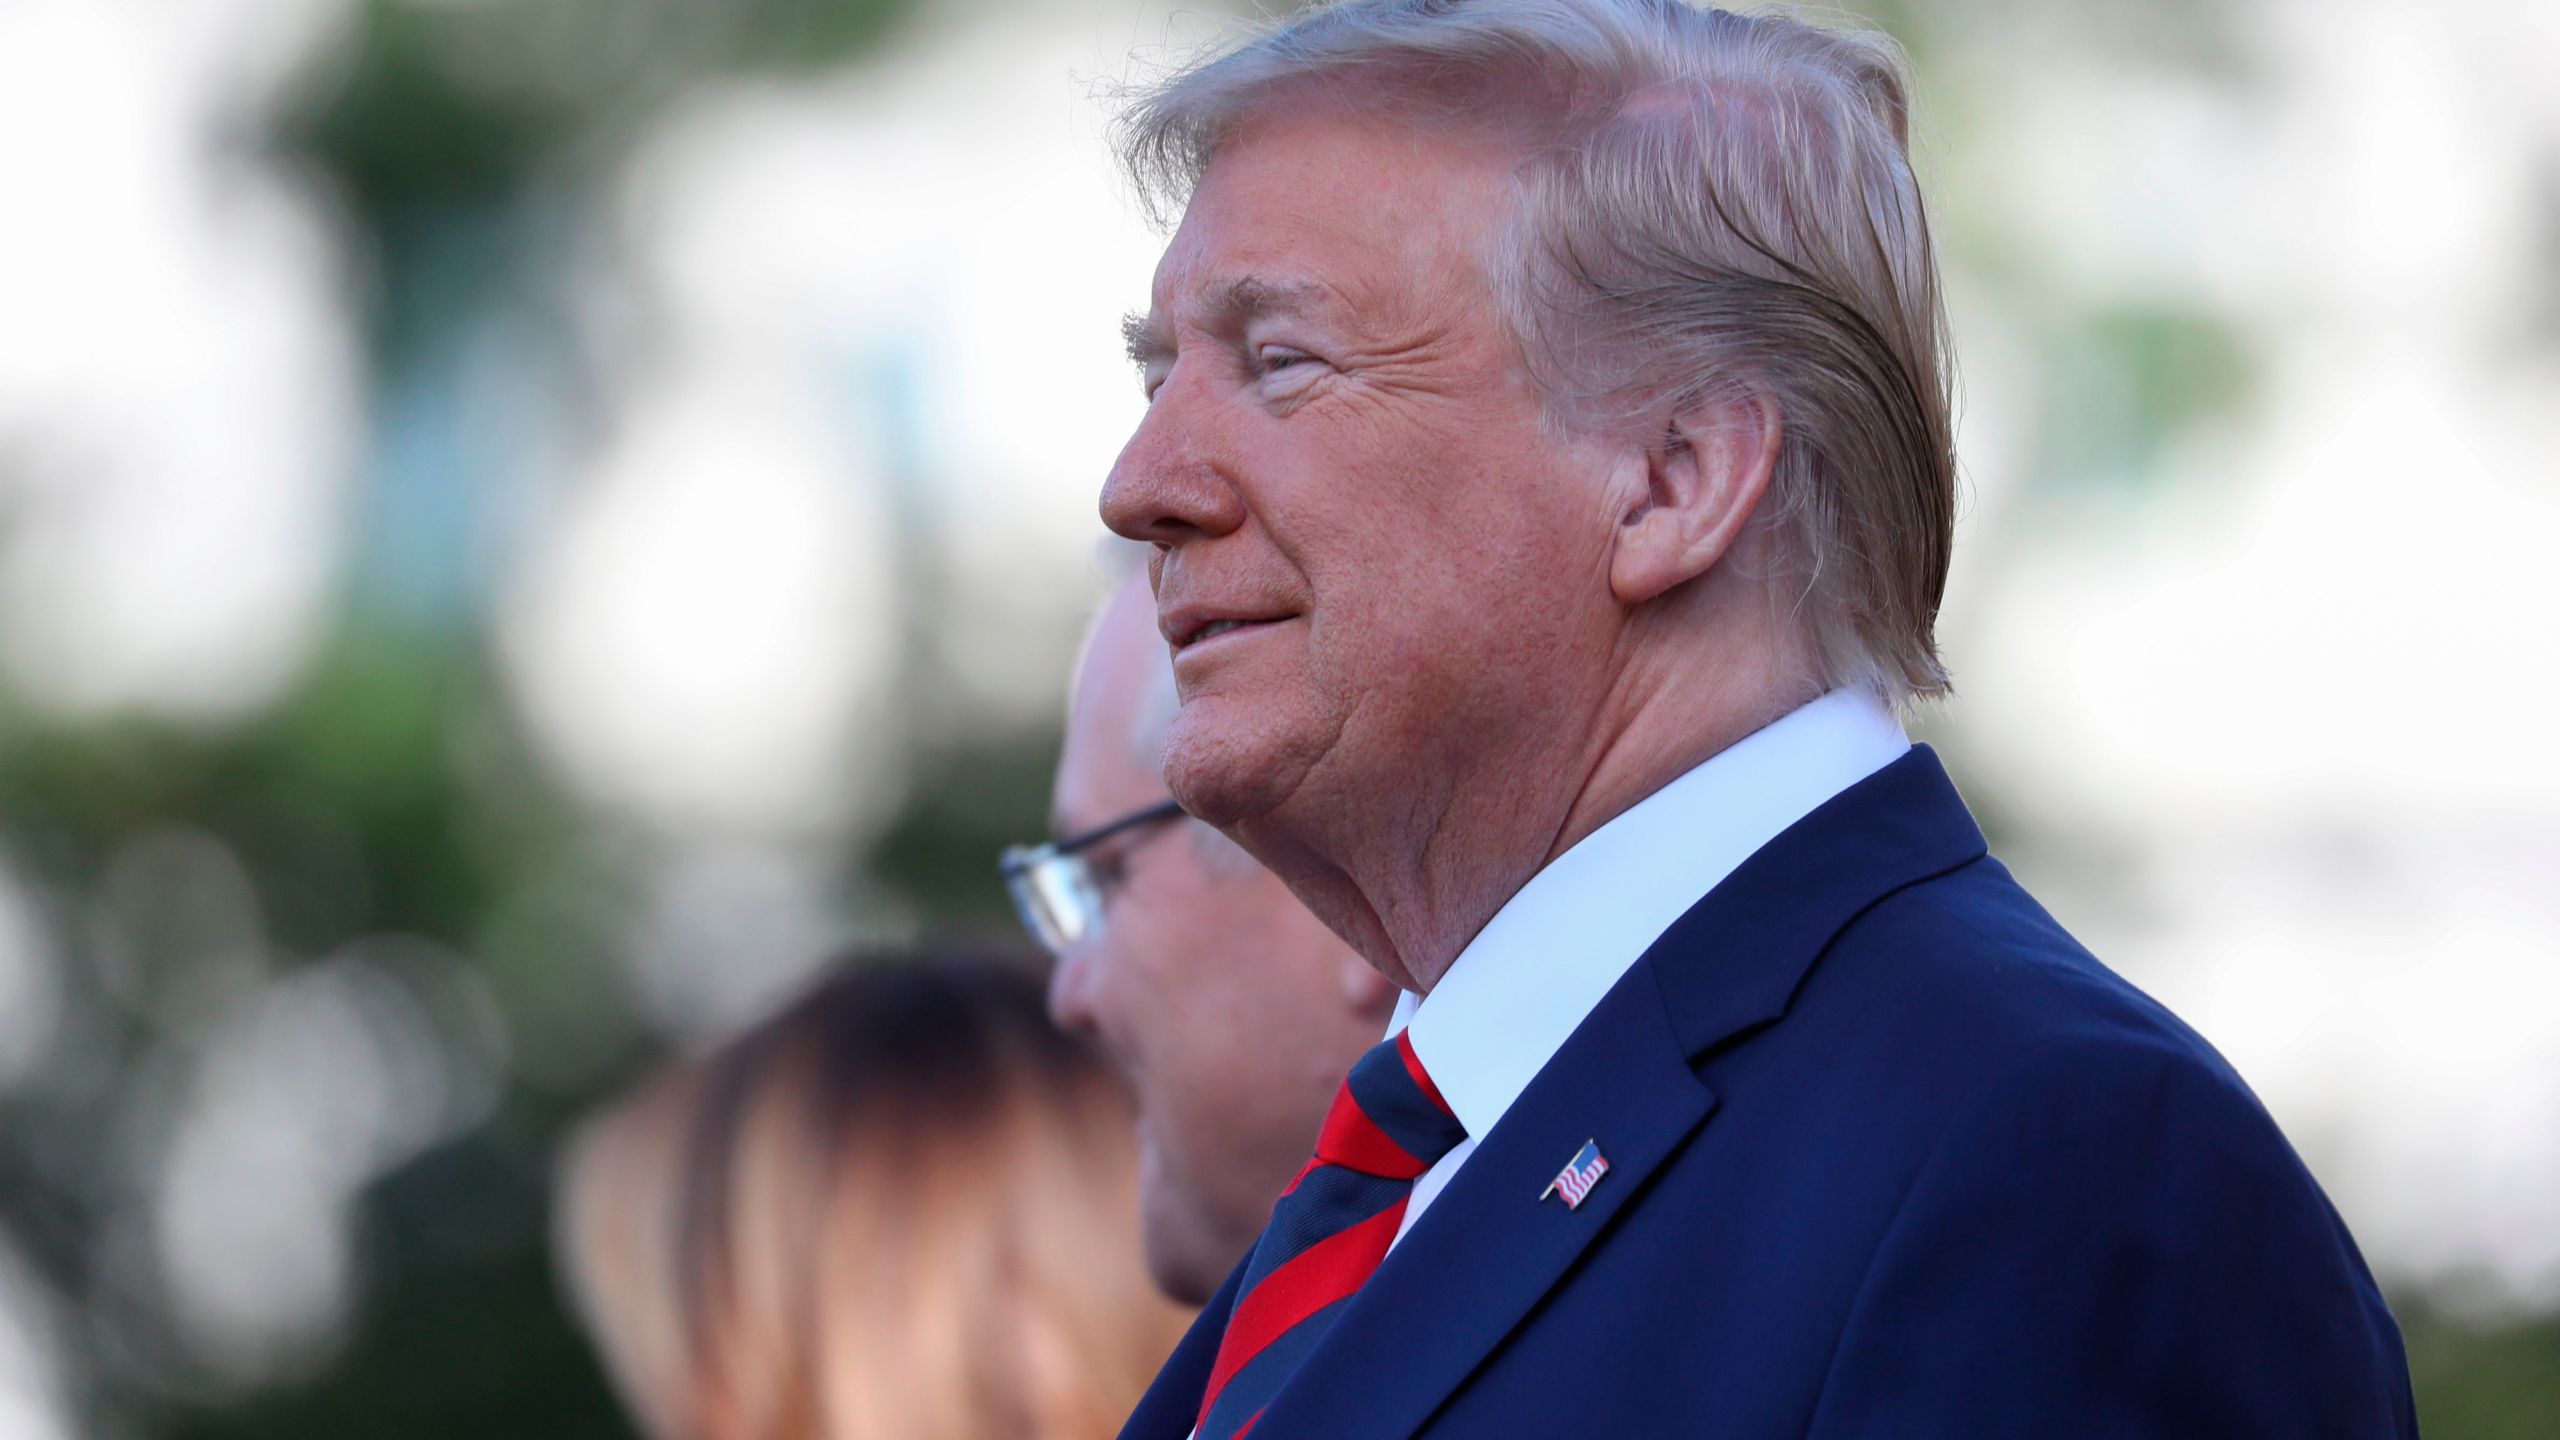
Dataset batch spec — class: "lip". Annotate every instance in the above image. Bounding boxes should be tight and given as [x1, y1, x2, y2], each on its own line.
[1159, 601, 1300, 652]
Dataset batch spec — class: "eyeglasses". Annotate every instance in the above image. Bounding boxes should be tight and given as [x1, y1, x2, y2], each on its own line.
[999, 798, 1188, 954]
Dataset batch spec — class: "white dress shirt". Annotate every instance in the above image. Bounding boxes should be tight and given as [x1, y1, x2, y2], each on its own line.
[1387, 689, 1910, 1245]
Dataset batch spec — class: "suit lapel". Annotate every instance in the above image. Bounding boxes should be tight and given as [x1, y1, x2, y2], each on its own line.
[1116, 1257, 1246, 1440]
[1244, 955, 1715, 1439]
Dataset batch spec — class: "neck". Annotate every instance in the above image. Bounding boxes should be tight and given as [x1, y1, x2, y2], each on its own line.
[1246, 623, 1819, 995]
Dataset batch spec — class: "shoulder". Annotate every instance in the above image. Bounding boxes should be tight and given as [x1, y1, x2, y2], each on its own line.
[1790, 852, 2250, 1106]
[1787, 872, 2415, 1433]
[1676, 849, 2324, 1237]
[1594, 849, 2415, 1432]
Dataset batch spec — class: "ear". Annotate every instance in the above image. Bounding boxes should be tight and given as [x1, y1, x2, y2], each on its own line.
[1607, 385, 1781, 606]
[1336, 952, 1399, 1018]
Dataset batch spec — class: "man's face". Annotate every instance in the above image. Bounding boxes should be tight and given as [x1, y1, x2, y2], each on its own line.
[1047, 578, 1388, 1304]
[1102, 104, 1620, 846]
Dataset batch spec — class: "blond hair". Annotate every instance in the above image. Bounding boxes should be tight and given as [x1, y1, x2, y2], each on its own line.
[1117, 0, 1956, 702]
[558, 954, 1190, 1440]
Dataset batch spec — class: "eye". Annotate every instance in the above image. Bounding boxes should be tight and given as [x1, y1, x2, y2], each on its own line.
[1250, 346, 1328, 406]
[1254, 346, 1314, 378]
[1089, 849, 1133, 898]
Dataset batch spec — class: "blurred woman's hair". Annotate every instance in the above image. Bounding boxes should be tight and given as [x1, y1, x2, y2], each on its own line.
[558, 951, 1191, 1440]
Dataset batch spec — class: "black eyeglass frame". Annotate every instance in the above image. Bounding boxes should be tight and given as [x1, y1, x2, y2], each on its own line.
[999, 798, 1188, 878]
[997, 798, 1189, 953]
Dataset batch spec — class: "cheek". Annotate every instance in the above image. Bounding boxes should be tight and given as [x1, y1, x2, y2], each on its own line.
[1101, 929, 1181, 1042]
[1109, 871, 1233, 1026]
[1320, 416, 1594, 601]
[1210, 409, 1609, 749]
[1138, 1039, 1238, 1195]
[1316, 501, 1587, 667]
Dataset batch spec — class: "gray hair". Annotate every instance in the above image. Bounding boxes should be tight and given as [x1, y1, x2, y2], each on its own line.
[1116, 0, 1955, 702]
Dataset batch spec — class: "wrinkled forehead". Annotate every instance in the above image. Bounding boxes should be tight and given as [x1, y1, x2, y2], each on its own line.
[1143, 102, 1518, 325]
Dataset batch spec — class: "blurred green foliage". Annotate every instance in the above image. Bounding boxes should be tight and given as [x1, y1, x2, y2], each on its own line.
[2038, 305, 2259, 492]
[0, 4, 1011, 1432]
[2405, 1304, 2560, 1440]
[0, 613, 1054, 1436]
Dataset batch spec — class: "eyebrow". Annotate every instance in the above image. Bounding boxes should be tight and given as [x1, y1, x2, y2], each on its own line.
[1121, 275, 1335, 368]
[1210, 275, 1331, 325]
[1122, 310, 1169, 369]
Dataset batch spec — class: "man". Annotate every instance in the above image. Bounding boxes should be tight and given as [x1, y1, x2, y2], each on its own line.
[1096, 2, 2417, 1437]
[1008, 569, 1397, 1303]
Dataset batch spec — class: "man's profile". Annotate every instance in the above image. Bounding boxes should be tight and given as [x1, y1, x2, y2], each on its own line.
[1095, 1, 2417, 1436]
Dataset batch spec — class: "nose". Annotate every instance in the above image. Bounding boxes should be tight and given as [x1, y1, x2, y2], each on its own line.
[1047, 940, 1098, 1036]
[1100, 373, 1249, 546]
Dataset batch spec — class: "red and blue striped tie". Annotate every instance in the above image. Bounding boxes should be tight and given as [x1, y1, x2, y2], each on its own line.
[1195, 1031, 1466, 1439]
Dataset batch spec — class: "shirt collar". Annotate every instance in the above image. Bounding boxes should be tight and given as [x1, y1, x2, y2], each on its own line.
[1390, 689, 1911, 1143]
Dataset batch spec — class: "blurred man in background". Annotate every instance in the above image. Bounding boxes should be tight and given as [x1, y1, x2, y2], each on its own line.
[1005, 570, 1395, 1303]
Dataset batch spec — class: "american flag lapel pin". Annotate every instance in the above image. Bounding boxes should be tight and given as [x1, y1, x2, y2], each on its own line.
[1539, 1138, 1610, 1210]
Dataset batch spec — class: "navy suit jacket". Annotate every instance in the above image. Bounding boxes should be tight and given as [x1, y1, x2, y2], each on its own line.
[1122, 747, 2417, 1438]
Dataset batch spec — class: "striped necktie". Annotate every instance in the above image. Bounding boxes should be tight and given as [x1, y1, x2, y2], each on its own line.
[1195, 1031, 1466, 1439]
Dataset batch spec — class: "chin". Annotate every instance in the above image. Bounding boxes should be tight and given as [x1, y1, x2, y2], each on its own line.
[1158, 689, 1321, 832]
[1138, 1156, 1228, 1306]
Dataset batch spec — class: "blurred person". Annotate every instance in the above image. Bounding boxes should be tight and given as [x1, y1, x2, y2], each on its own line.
[1096, 2, 2417, 1437]
[561, 1054, 706, 1439]
[557, 951, 1190, 1440]
[1005, 570, 1395, 1303]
